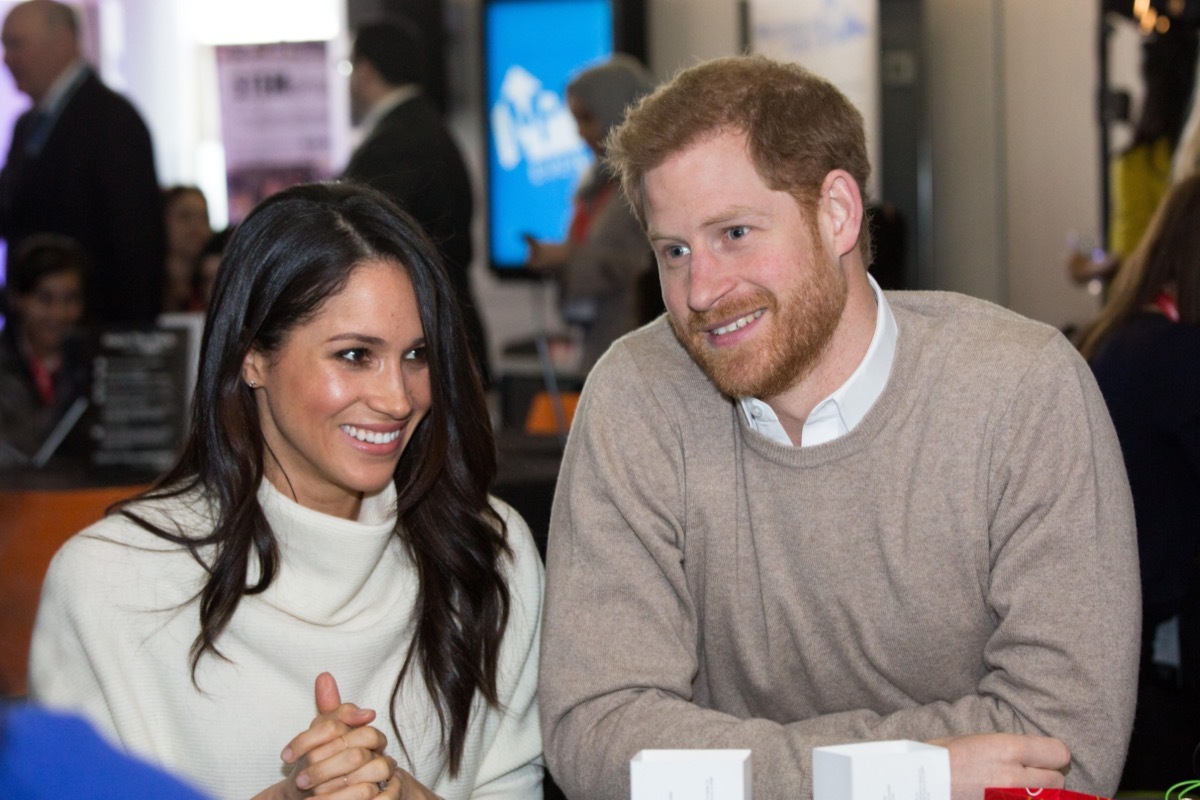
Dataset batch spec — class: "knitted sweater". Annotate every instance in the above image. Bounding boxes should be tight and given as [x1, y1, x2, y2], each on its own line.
[540, 291, 1139, 800]
[30, 480, 544, 800]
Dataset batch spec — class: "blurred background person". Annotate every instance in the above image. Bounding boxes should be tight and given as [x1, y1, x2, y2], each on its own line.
[1080, 173, 1200, 679]
[1070, 27, 1198, 291]
[0, 232, 89, 466]
[523, 54, 658, 372]
[194, 226, 232, 313]
[1077, 173, 1200, 784]
[0, 0, 165, 325]
[162, 185, 212, 313]
[341, 18, 490, 386]
[29, 183, 543, 800]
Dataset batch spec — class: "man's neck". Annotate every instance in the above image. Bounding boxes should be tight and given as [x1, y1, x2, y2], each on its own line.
[768, 269, 879, 444]
[36, 59, 85, 110]
[358, 84, 420, 132]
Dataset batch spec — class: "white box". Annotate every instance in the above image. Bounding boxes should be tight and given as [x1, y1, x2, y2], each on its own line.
[630, 749, 752, 800]
[813, 741, 950, 800]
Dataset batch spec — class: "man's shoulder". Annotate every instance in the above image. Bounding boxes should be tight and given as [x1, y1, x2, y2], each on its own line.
[577, 316, 731, 427]
[592, 316, 710, 389]
[889, 290, 1066, 355]
[886, 290, 1083, 404]
[61, 70, 151, 131]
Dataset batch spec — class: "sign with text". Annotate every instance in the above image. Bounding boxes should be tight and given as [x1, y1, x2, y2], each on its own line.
[88, 327, 190, 477]
[215, 41, 332, 221]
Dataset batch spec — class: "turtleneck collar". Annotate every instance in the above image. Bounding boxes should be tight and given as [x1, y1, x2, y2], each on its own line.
[253, 480, 408, 625]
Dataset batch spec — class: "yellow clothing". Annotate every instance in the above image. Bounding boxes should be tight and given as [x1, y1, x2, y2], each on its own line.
[1109, 137, 1173, 259]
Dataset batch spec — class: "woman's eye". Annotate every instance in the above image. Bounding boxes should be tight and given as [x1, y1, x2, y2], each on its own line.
[337, 348, 370, 364]
[403, 346, 428, 363]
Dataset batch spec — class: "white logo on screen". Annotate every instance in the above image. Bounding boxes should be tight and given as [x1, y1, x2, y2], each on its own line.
[491, 65, 589, 185]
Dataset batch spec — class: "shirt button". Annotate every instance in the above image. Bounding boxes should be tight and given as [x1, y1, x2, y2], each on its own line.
[750, 403, 764, 419]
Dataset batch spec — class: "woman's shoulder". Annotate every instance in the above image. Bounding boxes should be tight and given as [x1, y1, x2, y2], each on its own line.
[47, 488, 215, 593]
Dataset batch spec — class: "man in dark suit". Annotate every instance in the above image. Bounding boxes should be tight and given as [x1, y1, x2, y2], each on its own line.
[0, 0, 164, 325]
[342, 19, 490, 384]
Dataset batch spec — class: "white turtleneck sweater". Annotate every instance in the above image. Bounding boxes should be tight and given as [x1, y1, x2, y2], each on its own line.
[29, 481, 544, 799]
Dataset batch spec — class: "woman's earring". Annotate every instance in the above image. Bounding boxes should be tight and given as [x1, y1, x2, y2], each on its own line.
[247, 380, 257, 388]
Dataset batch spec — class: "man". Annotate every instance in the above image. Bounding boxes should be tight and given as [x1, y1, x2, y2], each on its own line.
[0, 0, 164, 325]
[342, 19, 490, 385]
[539, 56, 1140, 800]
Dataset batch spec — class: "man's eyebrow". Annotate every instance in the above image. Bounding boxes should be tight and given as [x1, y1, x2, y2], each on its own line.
[648, 206, 764, 241]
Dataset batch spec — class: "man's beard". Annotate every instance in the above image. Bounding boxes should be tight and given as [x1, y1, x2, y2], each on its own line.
[669, 256, 848, 400]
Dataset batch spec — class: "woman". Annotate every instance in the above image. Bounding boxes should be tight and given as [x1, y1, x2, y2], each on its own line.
[1079, 174, 1200, 689]
[30, 183, 544, 799]
[1070, 29, 1197, 289]
[0, 233, 89, 466]
[163, 185, 214, 312]
[524, 55, 658, 371]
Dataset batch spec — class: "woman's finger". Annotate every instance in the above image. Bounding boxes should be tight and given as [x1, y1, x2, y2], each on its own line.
[303, 723, 389, 768]
[282, 704, 378, 764]
[303, 751, 398, 797]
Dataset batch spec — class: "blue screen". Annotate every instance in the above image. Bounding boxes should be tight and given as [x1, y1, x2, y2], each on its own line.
[485, 0, 613, 272]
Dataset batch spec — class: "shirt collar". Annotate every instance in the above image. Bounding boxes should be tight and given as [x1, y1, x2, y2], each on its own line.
[740, 273, 898, 447]
[39, 61, 87, 114]
[357, 84, 420, 138]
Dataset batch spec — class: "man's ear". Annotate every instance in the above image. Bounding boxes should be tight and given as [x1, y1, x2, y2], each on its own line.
[242, 349, 268, 389]
[819, 170, 864, 259]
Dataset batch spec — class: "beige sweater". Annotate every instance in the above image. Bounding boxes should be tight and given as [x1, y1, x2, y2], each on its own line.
[540, 291, 1139, 800]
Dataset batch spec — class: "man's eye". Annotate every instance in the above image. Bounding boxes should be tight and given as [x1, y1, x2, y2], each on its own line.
[666, 244, 691, 259]
[728, 226, 750, 240]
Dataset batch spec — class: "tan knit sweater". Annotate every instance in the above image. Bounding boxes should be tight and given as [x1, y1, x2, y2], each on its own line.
[540, 291, 1140, 800]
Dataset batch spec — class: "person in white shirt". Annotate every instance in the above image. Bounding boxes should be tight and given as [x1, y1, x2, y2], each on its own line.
[31, 182, 544, 800]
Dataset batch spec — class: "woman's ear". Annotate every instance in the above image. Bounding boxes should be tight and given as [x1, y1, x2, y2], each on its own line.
[242, 349, 267, 389]
[819, 169, 864, 259]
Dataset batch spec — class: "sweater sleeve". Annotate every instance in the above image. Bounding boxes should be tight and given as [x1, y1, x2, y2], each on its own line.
[466, 501, 546, 799]
[28, 529, 125, 746]
[540, 334, 1140, 800]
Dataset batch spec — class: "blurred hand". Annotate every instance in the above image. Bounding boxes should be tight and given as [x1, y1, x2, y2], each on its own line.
[524, 234, 569, 271]
[928, 732, 1070, 800]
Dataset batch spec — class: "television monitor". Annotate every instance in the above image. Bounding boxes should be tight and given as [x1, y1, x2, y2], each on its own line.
[482, 0, 614, 278]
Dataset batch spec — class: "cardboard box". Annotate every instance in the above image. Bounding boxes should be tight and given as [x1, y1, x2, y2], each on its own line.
[813, 740, 950, 800]
[631, 749, 752, 800]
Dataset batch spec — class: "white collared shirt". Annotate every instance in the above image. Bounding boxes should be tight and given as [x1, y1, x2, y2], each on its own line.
[740, 274, 898, 447]
[354, 84, 421, 144]
[38, 60, 86, 114]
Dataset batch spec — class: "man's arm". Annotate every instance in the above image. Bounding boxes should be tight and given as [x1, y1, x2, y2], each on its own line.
[539, 333, 1139, 800]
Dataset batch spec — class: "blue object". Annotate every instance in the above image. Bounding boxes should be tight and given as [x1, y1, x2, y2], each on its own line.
[0, 705, 211, 799]
[483, 0, 613, 274]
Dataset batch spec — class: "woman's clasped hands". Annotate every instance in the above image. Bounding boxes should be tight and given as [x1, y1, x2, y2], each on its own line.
[256, 672, 437, 800]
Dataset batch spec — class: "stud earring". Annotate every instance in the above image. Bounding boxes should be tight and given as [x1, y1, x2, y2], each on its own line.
[247, 380, 257, 388]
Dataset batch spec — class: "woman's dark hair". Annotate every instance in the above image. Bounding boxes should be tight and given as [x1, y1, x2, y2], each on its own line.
[1078, 173, 1200, 360]
[113, 181, 508, 775]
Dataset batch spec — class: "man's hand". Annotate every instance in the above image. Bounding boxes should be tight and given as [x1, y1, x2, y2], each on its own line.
[929, 733, 1071, 800]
